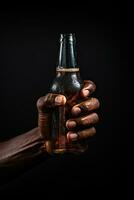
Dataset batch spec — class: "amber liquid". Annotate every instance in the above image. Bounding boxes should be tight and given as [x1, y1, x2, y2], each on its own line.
[52, 105, 88, 154]
[50, 68, 88, 154]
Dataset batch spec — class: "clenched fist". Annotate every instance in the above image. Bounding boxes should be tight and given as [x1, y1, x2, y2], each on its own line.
[37, 80, 100, 153]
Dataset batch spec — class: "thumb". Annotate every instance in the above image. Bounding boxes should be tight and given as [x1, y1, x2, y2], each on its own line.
[37, 93, 66, 113]
[37, 93, 66, 140]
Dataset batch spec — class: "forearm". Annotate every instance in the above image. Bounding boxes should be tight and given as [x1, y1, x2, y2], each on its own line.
[0, 127, 47, 167]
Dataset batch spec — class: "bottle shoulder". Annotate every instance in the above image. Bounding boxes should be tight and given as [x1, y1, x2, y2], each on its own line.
[50, 73, 83, 95]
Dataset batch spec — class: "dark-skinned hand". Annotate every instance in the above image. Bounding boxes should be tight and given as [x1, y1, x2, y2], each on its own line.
[37, 80, 100, 153]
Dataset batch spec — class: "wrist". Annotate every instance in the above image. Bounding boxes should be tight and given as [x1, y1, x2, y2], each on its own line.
[0, 127, 47, 167]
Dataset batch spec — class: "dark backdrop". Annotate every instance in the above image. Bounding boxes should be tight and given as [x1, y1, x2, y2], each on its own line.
[0, 3, 130, 197]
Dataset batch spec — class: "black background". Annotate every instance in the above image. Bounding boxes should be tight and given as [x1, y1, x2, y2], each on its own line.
[0, 3, 131, 197]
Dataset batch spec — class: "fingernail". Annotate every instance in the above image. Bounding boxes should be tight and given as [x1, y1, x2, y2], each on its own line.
[67, 133, 78, 141]
[66, 121, 76, 129]
[83, 89, 89, 97]
[72, 107, 81, 115]
[55, 96, 66, 105]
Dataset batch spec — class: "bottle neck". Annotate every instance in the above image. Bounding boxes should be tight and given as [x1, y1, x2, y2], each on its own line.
[58, 33, 77, 69]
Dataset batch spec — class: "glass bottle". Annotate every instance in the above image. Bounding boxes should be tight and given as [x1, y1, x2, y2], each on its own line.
[50, 33, 88, 154]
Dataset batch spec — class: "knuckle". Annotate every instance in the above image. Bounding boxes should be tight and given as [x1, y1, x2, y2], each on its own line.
[84, 80, 96, 90]
[80, 115, 91, 125]
[76, 112, 99, 126]
[78, 127, 96, 139]
[36, 97, 44, 111]
[85, 127, 96, 138]
[37, 94, 50, 111]
[94, 98, 100, 108]
[92, 82, 96, 90]
[90, 127, 96, 136]
[93, 113, 99, 122]
[90, 98, 100, 109]
[80, 117, 85, 124]
[89, 81, 96, 92]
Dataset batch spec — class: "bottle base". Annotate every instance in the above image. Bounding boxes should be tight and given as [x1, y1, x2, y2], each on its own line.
[53, 143, 88, 154]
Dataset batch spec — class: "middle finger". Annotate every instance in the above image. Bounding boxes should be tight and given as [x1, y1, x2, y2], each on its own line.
[71, 97, 100, 116]
[66, 113, 99, 130]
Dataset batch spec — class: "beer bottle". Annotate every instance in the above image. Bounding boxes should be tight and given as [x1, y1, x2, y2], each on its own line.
[50, 33, 88, 154]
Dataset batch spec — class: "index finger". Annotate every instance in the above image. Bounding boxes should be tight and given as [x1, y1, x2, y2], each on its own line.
[80, 80, 96, 98]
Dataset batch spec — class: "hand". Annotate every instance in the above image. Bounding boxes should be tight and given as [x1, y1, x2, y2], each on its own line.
[37, 80, 100, 153]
